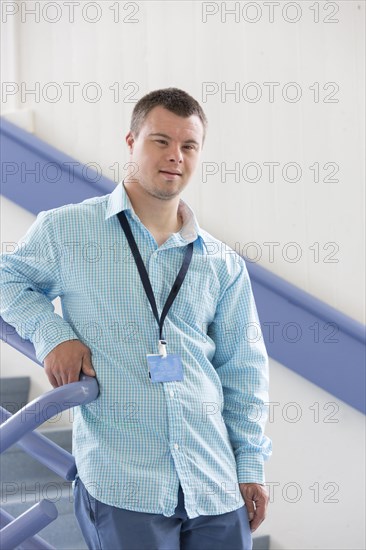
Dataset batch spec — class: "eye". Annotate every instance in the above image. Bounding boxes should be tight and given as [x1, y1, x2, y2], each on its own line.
[184, 145, 195, 150]
[156, 139, 168, 145]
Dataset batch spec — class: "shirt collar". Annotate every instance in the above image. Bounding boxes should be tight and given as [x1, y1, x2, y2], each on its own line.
[105, 181, 208, 253]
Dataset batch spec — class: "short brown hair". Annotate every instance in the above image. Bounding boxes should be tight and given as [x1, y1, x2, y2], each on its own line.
[130, 87, 208, 146]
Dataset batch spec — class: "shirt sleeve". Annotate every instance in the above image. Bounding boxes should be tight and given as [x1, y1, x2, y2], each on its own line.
[208, 254, 272, 484]
[0, 209, 79, 363]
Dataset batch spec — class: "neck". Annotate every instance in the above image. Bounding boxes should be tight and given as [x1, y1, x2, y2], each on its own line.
[122, 180, 182, 234]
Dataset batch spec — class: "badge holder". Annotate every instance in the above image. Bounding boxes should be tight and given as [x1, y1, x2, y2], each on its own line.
[147, 340, 184, 383]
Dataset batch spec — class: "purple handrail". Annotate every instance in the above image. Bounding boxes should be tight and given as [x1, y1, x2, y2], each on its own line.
[0, 507, 55, 549]
[0, 375, 99, 454]
[0, 500, 58, 549]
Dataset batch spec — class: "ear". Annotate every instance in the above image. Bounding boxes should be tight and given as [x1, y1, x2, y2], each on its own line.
[125, 131, 134, 154]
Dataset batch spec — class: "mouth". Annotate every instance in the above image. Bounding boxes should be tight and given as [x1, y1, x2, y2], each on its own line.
[159, 170, 182, 177]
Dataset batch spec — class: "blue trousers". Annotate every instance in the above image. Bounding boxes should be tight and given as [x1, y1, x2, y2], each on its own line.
[73, 475, 252, 550]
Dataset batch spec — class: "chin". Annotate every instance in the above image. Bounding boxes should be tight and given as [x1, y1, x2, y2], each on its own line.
[156, 191, 179, 200]
[153, 187, 180, 200]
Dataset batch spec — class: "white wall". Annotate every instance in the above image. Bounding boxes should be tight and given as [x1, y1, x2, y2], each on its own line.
[265, 358, 365, 550]
[1, 2, 365, 548]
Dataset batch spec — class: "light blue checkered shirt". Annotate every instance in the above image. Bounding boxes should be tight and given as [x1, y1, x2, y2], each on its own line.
[1, 181, 272, 519]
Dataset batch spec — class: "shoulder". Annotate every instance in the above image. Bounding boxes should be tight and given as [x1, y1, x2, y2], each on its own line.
[37, 193, 111, 234]
[46, 193, 110, 219]
[199, 227, 249, 292]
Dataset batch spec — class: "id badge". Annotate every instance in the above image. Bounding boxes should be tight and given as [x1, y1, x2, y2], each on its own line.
[147, 354, 184, 383]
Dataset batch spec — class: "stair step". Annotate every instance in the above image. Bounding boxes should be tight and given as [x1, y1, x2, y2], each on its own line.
[0, 377, 30, 414]
[253, 535, 270, 550]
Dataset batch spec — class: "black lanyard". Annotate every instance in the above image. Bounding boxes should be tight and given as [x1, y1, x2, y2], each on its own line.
[117, 210, 194, 341]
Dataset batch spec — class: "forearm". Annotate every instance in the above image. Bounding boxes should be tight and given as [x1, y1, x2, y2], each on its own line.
[218, 356, 272, 484]
[1, 267, 78, 362]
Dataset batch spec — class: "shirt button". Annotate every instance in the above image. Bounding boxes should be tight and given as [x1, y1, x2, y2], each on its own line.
[174, 443, 179, 450]
[170, 390, 174, 397]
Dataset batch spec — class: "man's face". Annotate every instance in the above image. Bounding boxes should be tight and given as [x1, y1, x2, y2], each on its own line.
[125, 106, 204, 201]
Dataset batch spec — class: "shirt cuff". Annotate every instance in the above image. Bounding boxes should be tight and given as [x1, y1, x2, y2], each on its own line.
[236, 452, 265, 484]
[31, 315, 79, 363]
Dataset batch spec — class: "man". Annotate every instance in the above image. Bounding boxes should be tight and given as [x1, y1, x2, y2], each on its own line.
[0, 88, 272, 550]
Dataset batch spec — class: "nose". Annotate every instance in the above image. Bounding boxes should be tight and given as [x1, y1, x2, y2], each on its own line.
[166, 143, 183, 164]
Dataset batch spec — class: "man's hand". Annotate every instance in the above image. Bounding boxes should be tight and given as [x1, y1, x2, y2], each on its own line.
[43, 340, 96, 388]
[239, 482, 269, 532]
